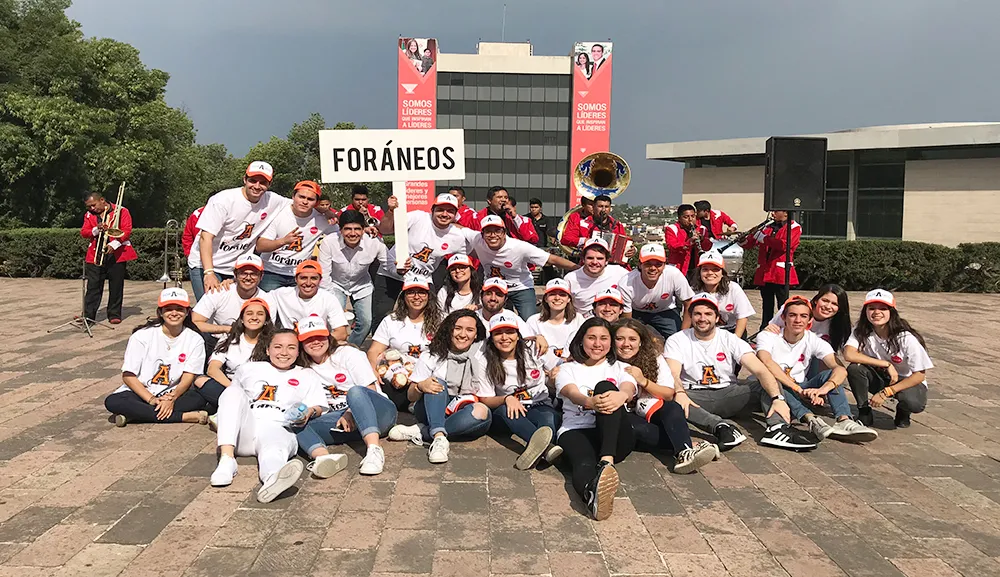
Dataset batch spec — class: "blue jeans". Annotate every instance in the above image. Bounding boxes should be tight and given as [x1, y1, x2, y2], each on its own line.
[413, 380, 492, 442]
[259, 271, 296, 292]
[331, 289, 373, 347]
[505, 288, 537, 320]
[189, 268, 233, 302]
[782, 369, 852, 421]
[633, 308, 683, 340]
[492, 403, 559, 442]
[294, 386, 398, 454]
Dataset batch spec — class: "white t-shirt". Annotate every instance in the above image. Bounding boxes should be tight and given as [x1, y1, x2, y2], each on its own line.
[192, 285, 274, 327]
[318, 233, 388, 299]
[188, 188, 291, 274]
[373, 315, 432, 359]
[620, 266, 694, 314]
[565, 265, 629, 317]
[555, 359, 637, 436]
[259, 208, 338, 276]
[231, 362, 328, 423]
[410, 344, 491, 397]
[769, 307, 833, 344]
[269, 287, 349, 330]
[472, 349, 549, 405]
[526, 313, 584, 370]
[755, 331, 835, 384]
[308, 346, 383, 411]
[845, 331, 933, 386]
[711, 284, 755, 330]
[477, 310, 536, 338]
[469, 236, 550, 292]
[437, 287, 476, 314]
[117, 326, 206, 396]
[208, 334, 257, 377]
[381, 211, 474, 280]
[663, 328, 754, 390]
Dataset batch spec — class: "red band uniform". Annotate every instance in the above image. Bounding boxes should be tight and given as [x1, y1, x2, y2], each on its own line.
[741, 218, 801, 328]
[664, 222, 712, 277]
[81, 203, 138, 322]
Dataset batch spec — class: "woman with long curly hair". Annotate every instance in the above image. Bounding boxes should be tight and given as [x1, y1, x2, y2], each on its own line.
[437, 254, 482, 313]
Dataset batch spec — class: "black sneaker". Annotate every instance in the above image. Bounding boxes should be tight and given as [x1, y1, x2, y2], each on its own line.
[583, 460, 619, 521]
[714, 422, 747, 451]
[858, 406, 874, 427]
[760, 424, 817, 451]
[894, 409, 911, 428]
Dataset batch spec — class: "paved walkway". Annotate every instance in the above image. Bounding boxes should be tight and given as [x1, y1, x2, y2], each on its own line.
[1, 278, 1000, 577]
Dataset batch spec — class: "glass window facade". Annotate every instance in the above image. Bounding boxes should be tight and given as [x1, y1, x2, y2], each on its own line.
[436, 72, 572, 215]
[799, 164, 849, 238]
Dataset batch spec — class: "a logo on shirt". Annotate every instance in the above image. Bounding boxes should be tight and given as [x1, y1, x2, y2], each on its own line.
[783, 366, 793, 377]
[326, 386, 345, 398]
[660, 293, 669, 300]
[407, 344, 422, 357]
[798, 354, 806, 362]
[412, 246, 433, 263]
[821, 335, 830, 343]
[288, 379, 299, 387]
[254, 384, 277, 402]
[489, 266, 504, 279]
[530, 369, 541, 380]
[149, 363, 171, 386]
[335, 373, 347, 383]
[553, 347, 565, 358]
[178, 353, 187, 362]
[607, 378, 617, 385]
[641, 303, 658, 311]
[716, 352, 726, 362]
[233, 223, 255, 241]
[891, 355, 902, 364]
[504, 261, 513, 268]
[310, 226, 319, 234]
[699, 366, 721, 386]
[441, 243, 449, 251]
[287, 236, 303, 252]
[260, 212, 268, 220]
[513, 386, 532, 401]
[726, 304, 735, 312]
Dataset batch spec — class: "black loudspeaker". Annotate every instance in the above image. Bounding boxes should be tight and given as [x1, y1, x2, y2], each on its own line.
[763, 136, 828, 212]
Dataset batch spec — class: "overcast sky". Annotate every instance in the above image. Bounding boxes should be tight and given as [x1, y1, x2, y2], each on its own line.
[67, 0, 1000, 205]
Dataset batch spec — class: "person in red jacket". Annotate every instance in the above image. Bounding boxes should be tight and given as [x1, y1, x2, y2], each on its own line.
[182, 206, 204, 257]
[741, 210, 800, 330]
[664, 204, 712, 279]
[694, 200, 738, 240]
[81, 191, 139, 324]
[470, 186, 539, 244]
[559, 196, 595, 252]
[450, 186, 478, 229]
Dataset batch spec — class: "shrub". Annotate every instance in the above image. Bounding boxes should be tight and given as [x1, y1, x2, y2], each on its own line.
[0, 228, 174, 280]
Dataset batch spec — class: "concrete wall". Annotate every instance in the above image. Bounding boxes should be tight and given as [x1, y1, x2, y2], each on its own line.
[680, 166, 771, 230]
[903, 158, 1000, 246]
[438, 42, 571, 75]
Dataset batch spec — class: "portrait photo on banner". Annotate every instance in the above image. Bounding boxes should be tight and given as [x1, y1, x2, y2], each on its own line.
[573, 41, 612, 81]
[399, 37, 438, 76]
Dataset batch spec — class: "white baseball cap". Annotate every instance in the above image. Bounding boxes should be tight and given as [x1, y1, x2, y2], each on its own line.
[863, 289, 895, 308]
[688, 291, 720, 312]
[245, 161, 273, 181]
[488, 312, 520, 333]
[433, 193, 459, 210]
[639, 243, 666, 263]
[402, 272, 431, 291]
[544, 278, 571, 294]
[296, 314, 330, 341]
[235, 253, 264, 271]
[158, 287, 190, 308]
[594, 287, 624, 305]
[447, 254, 473, 269]
[583, 236, 610, 253]
[698, 250, 725, 269]
[483, 277, 508, 294]
[480, 215, 505, 230]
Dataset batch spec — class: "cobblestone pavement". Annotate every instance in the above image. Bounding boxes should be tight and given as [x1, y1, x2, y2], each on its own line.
[1, 278, 1000, 576]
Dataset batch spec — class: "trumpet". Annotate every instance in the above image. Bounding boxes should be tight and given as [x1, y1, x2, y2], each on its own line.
[158, 219, 183, 288]
[95, 182, 127, 267]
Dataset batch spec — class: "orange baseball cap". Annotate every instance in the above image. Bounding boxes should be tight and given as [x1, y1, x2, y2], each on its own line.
[158, 287, 190, 308]
[294, 180, 322, 198]
[240, 297, 270, 315]
[245, 161, 273, 181]
[295, 261, 323, 277]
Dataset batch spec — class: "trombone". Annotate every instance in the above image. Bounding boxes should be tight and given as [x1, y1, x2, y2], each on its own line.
[159, 219, 183, 288]
[95, 182, 127, 266]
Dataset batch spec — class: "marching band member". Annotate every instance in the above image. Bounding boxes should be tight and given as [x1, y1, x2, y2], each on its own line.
[756, 297, 878, 443]
[256, 180, 338, 291]
[317, 209, 389, 346]
[468, 214, 576, 320]
[664, 293, 816, 452]
[476, 313, 562, 470]
[559, 196, 595, 252]
[611, 319, 718, 474]
[387, 310, 493, 464]
[268, 261, 349, 342]
[685, 251, 755, 339]
[764, 284, 852, 351]
[468, 186, 539, 244]
[664, 204, 712, 280]
[564, 238, 629, 318]
[694, 200, 738, 240]
[526, 279, 584, 373]
[451, 186, 478, 229]
[620, 243, 694, 339]
[741, 210, 800, 329]
[437, 254, 482, 314]
[341, 184, 385, 229]
[559, 195, 634, 260]
[81, 191, 138, 324]
[844, 290, 932, 429]
[181, 206, 204, 258]
[188, 161, 291, 300]
[593, 288, 626, 324]
[209, 329, 329, 502]
[298, 316, 397, 476]
[555, 317, 637, 521]
[191, 254, 273, 336]
[104, 288, 207, 426]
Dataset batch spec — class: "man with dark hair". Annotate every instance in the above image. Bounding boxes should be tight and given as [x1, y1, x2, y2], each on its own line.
[81, 190, 138, 323]
[665, 203, 712, 279]
[560, 194, 633, 260]
[470, 186, 538, 243]
[590, 43, 607, 73]
[560, 196, 595, 251]
[450, 186, 477, 228]
[342, 184, 385, 227]
[694, 200, 737, 240]
[526, 197, 556, 248]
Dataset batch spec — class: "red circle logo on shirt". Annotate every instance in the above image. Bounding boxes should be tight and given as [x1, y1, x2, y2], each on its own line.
[660, 293, 669, 300]
[178, 353, 186, 362]
[891, 355, 902, 364]
[310, 226, 319, 234]
[260, 212, 268, 220]
[441, 243, 449, 251]
[335, 373, 347, 383]
[288, 379, 299, 387]
[726, 304, 735, 312]
[504, 261, 513, 268]
[716, 352, 726, 361]
[530, 369, 541, 379]
[821, 334, 831, 342]
[799, 354, 806, 362]
[611, 284, 618, 289]
[607, 378, 617, 385]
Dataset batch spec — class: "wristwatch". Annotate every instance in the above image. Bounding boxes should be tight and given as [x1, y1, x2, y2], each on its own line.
[771, 394, 786, 402]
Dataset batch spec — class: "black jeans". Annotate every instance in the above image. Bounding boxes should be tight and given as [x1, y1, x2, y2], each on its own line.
[759, 282, 788, 329]
[629, 401, 694, 456]
[192, 378, 227, 413]
[383, 380, 412, 412]
[84, 260, 126, 321]
[104, 388, 206, 423]
[557, 381, 635, 497]
[846, 363, 928, 415]
[371, 274, 404, 338]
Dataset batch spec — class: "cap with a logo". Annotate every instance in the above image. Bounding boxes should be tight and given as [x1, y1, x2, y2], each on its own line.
[402, 272, 431, 291]
[448, 254, 473, 269]
[639, 243, 666, 263]
[545, 278, 571, 294]
[698, 250, 725, 269]
[296, 314, 330, 341]
[235, 253, 264, 271]
[782, 295, 813, 311]
[246, 161, 274, 181]
[295, 260, 322, 277]
[240, 297, 270, 314]
[864, 289, 895, 308]
[583, 237, 610, 253]
[483, 277, 508, 294]
[594, 287, 624, 305]
[488, 312, 520, 333]
[294, 180, 322, 197]
[480, 215, 505, 230]
[688, 291, 720, 312]
[433, 193, 459, 210]
[158, 287, 190, 308]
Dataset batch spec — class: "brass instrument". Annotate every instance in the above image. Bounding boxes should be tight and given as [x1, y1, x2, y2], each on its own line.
[95, 182, 126, 266]
[159, 219, 183, 288]
[557, 151, 631, 259]
[718, 217, 775, 252]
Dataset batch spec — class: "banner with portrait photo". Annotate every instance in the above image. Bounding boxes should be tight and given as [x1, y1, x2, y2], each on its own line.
[397, 37, 439, 211]
[570, 41, 613, 204]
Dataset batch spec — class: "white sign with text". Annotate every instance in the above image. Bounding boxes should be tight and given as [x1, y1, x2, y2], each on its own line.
[318, 128, 466, 183]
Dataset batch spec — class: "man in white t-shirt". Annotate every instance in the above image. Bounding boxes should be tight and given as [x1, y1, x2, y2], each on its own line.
[564, 237, 629, 318]
[269, 261, 349, 342]
[593, 288, 625, 324]
[621, 243, 694, 339]
[192, 254, 274, 335]
[477, 277, 546, 351]
[256, 180, 338, 291]
[469, 214, 577, 320]
[664, 292, 815, 452]
[756, 296, 878, 443]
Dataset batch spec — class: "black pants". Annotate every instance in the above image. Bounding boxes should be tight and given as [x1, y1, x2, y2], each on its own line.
[191, 378, 227, 414]
[846, 364, 928, 415]
[371, 274, 404, 338]
[758, 282, 788, 329]
[629, 401, 693, 457]
[383, 380, 412, 412]
[557, 381, 635, 497]
[84, 260, 126, 321]
[104, 388, 206, 423]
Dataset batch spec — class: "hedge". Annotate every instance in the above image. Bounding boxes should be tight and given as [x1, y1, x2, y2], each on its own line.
[2, 229, 999, 292]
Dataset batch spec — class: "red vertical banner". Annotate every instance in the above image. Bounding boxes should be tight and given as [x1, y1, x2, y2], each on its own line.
[397, 37, 438, 212]
[570, 41, 613, 205]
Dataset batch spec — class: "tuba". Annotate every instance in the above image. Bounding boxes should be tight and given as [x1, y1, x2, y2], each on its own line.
[557, 152, 631, 259]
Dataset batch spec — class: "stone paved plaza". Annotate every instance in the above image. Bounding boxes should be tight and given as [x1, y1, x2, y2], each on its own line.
[2, 278, 1000, 576]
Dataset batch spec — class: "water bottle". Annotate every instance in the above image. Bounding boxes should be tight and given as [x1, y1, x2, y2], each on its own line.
[284, 402, 308, 426]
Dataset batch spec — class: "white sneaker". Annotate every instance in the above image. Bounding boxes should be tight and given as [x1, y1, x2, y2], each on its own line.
[257, 459, 304, 503]
[210, 455, 238, 487]
[544, 443, 563, 464]
[428, 435, 450, 464]
[306, 453, 347, 479]
[208, 414, 218, 432]
[673, 442, 719, 474]
[806, 415, 834, 440]
[359, 445, 385, 475]
[388, 423, 424, 445]
[829, 418, 879, 443]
